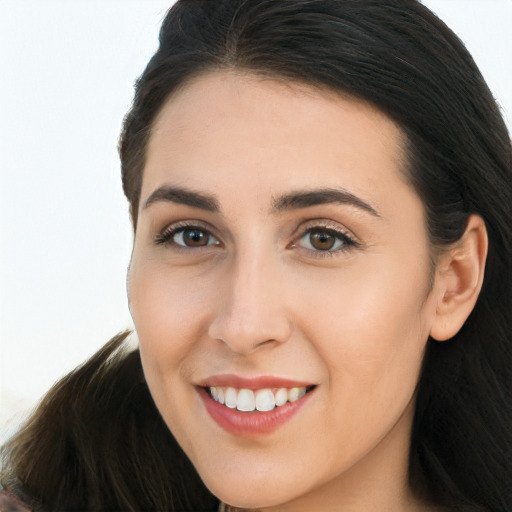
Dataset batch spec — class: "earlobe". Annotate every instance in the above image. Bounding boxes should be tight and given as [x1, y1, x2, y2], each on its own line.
[429, 215, 488, 342]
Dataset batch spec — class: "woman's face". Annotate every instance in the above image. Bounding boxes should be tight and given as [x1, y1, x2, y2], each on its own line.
[129, 72, 443, 510]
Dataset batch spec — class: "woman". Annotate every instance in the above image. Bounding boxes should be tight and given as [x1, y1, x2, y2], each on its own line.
[1, 1, 511, 511]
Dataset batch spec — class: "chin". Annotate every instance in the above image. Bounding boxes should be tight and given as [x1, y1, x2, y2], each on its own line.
[201, 470, 303, 510]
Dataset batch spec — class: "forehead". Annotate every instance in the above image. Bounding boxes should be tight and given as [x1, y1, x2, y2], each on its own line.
[142, 71, 412, 215]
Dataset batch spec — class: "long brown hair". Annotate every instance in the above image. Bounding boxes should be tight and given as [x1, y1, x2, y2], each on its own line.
[1, 332, 217, 511]
[2, 1, 511, 510]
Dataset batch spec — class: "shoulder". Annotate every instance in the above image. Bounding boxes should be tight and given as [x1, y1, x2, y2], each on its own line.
[0, 490, 32, 512]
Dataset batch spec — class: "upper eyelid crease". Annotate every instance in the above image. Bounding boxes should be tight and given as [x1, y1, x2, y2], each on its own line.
[294, 219, 360, 244]
[298, 227, 359, 247]
[159, 221, 215, 237]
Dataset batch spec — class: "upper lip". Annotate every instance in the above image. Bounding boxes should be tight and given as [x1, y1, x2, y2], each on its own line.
[197, 374, 316, 390]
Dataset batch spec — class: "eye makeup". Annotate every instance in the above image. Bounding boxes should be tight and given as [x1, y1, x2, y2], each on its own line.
[153, 216, 361, 262]
[154, 220, 220, 248]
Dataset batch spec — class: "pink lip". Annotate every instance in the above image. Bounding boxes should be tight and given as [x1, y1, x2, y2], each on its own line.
[198, 374, 314, 390]
[198, 383, 315, 438]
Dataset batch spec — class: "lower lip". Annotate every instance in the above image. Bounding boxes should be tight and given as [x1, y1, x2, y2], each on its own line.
[198, 387, 314, 437]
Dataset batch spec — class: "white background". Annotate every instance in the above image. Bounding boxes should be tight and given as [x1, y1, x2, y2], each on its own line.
[1, 1, 511, 441]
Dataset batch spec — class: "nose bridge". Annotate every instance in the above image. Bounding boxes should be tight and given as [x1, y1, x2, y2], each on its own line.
[208, 239, 292, 353]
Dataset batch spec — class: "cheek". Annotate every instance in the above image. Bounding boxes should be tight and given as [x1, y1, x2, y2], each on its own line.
[128, 254, 214, 394]
[294, 254, 434, 391]
[129, 254, 212, 341]
[286, 261, 434, 465]
[127, 255, 216, 444]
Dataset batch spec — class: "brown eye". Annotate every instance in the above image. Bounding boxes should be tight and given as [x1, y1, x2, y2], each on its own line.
[180, 229, 209, 246]
[165, 227, 220, 248]
[298, 227, 354, 253]
[155, 224, 221, 248]
[309, 229, 336, 250]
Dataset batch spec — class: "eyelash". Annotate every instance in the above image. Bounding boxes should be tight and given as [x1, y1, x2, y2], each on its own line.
[293, 226, 359, 258]
[154, 221, 359, 256]
[154, 221, 220, 248]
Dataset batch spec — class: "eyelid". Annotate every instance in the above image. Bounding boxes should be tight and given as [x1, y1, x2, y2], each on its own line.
[294, 219, 359, 241]
[154, 218, 360, 255]
[154, 220, 221, 247]
[290, 220, 361, 256]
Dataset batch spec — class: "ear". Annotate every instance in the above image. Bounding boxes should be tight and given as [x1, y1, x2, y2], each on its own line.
[429, 215, 488, 341]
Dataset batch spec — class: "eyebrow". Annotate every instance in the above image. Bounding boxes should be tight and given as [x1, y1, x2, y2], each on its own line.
[271, 188, 380, 217]
[142, 185, 380, 218]
[143, 185, 220, 212]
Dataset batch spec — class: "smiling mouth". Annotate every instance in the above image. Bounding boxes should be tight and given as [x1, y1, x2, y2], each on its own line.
[205, 385, 316, 412]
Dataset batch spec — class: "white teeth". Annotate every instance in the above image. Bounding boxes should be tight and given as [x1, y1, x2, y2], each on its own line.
[255, 388, 275, 411]
[288, 387, 300, 402]
[274, 388, 288, 406]
[237, 389, 256, 412]
[225, 387, 237, 408]
[208, 385, 309, 412]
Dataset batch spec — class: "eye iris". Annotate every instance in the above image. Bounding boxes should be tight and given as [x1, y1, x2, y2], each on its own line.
[183, 229, 208, 246]
[309, 230, 336, 250]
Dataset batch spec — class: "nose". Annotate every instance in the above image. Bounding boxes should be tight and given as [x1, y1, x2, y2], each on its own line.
[207, 251, 293, 355]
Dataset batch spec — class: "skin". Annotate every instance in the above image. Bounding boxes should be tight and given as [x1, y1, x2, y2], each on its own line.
[128, 71, 462, 511]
